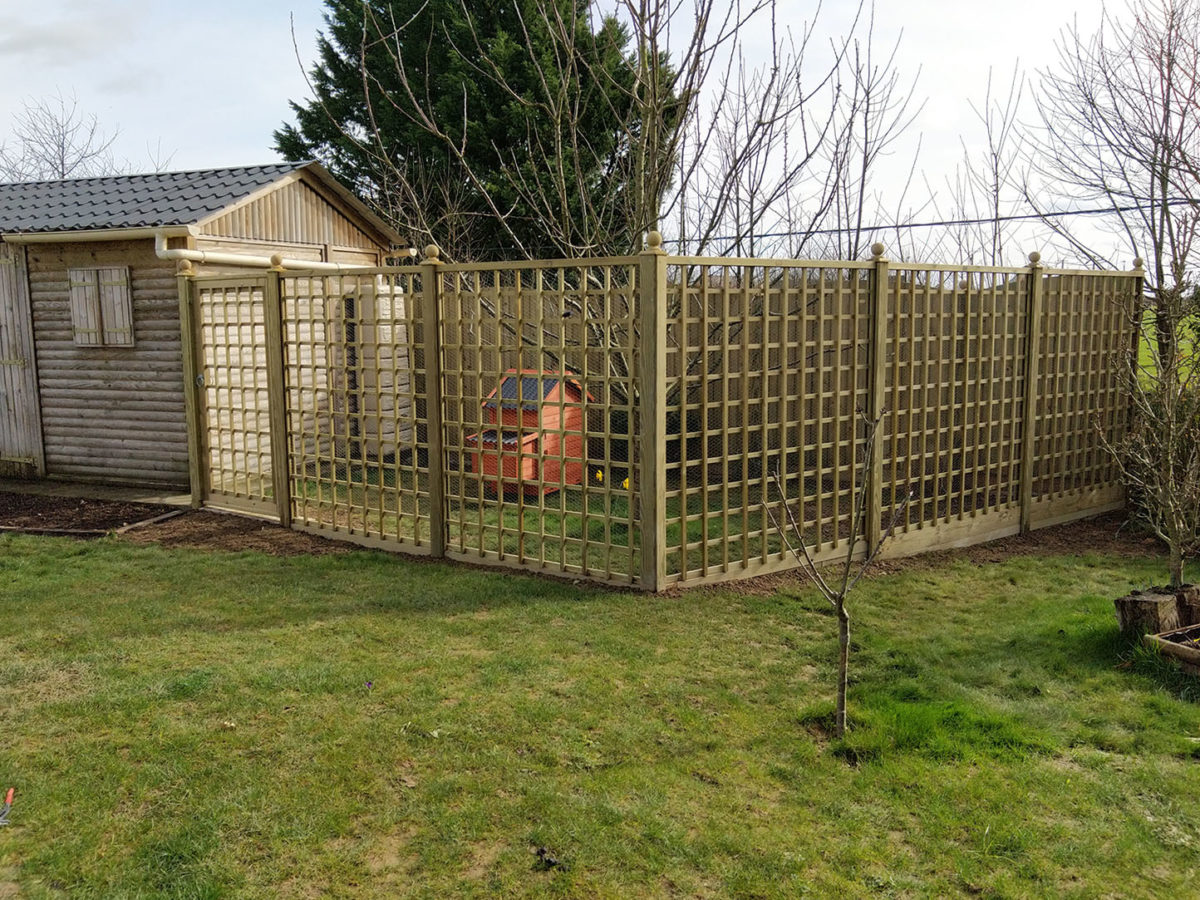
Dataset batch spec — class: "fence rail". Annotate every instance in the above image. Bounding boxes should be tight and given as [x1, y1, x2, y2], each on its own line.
[181, 240, 1141, 590]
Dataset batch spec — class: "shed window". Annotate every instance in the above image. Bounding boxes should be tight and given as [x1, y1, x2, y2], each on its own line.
[68, 267, 134, 347]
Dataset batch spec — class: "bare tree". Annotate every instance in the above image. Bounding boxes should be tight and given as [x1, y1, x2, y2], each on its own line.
[1024, 0, 1200, 358]
[1017, 1, 1200, 591]
[816, 8, 923, 261]
[0, 92, 121, 181]
[765, 411, 910, 739]
[324, 0, 704, 260]
[1016, 1, 1200, 592]
[365, 0, 834, 260]
[669, 6, 849, 258]
[287, 0, 927, 262]
[1103, 282, 1200, 589]
[933, 66, 1027, 266]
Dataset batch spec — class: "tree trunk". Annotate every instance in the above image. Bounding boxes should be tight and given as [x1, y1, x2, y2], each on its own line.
[1155, 306, 1177, 371]
[835, 601, 850, 739]
[1169, 544, 1184, 590]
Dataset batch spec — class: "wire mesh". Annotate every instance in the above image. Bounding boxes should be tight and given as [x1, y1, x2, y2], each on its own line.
[663, 260, 873, 584]
[885, 266, 1029, 535]
[438, 259, 641, 583]
[282, 269, 432, 547]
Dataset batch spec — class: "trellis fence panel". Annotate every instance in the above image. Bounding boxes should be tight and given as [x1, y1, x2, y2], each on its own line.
[189, 275, 276, 517]
[183, 246, 1140, 590]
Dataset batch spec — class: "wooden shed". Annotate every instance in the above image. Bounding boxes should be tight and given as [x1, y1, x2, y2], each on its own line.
[0, 162, 401, 487]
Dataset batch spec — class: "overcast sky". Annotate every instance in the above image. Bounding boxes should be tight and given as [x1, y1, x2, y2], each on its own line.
[0, 0, 1108, 258]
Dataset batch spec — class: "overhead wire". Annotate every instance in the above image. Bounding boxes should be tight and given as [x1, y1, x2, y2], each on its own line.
[659, 198, 1198, 244]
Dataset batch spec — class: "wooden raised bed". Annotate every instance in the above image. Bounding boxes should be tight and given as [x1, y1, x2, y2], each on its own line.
[1144, 623, 1200, 677]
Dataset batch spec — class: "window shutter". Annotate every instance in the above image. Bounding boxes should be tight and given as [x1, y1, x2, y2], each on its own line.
[68, 268, 103, 346]
[98, 267, 134, 346]
[67, 267, 134, 347]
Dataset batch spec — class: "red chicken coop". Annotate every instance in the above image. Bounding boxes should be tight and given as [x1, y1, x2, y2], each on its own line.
[464, 370, 588, 495]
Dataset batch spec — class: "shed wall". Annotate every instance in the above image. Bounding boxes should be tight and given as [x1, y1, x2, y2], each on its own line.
[27, 239, 188, 485]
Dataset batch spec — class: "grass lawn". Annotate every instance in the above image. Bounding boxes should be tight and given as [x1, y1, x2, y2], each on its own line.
[1, 532, 1198, 897]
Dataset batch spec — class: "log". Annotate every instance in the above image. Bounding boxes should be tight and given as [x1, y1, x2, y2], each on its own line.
[1175, 584, 1200, 627]
[1115, 591, 1181, 636]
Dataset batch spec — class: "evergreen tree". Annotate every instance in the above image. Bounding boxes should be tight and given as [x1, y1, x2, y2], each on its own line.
[275, 0, 643, 259]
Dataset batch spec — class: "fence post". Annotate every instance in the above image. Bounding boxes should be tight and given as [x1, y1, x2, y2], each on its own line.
[867, 243, 889, 552]
[639, 231, 668, 591]
[176, 261, 204, 509]
[1019, 251, 1044, 533]
[420, 245, 447, 557]
[263, 262, 292, 528]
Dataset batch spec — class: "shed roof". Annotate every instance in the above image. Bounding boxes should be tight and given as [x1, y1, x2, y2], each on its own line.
[0, 161, 401, 245]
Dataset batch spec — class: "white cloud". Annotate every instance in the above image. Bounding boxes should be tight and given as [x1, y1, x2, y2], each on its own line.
[0, 1, 148, 68]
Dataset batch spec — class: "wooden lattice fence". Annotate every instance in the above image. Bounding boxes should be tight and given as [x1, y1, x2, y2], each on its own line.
[180, 241, 1141, 590]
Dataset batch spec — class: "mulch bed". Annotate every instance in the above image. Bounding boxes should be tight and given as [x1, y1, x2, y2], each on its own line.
[0, 490, 351, 555]
[0, 490, 1162, 572]
[873, 511, 1159, 573]
[716, 511, 1160, 597]
[0, 491, 176, 533]
[119, 509, 353, 557]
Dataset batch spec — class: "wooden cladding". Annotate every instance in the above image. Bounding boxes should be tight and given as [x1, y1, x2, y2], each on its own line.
[199, 177, 384, 253]
[68, 266, 134, 347]
[184, 254, 1140, 590]
[0, 242, 45, 477]
[27, 241, 187, 486]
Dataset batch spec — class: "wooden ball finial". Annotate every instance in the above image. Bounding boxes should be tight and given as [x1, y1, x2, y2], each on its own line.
[1133, 257, 1145, 269]
[1028, 251, 1041, 265]
[424, 244, 441, 261]
[871, 242, 885, 259]
[647, 230, 663, 251]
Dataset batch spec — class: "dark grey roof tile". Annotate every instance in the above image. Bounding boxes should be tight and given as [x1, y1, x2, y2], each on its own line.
[0, 163, 308, 233]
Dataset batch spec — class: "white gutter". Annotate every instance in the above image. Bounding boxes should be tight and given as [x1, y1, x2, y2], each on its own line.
[4, 225, 194, 244]
[153, 231, 362, 272]
[4, 228, 365, 272]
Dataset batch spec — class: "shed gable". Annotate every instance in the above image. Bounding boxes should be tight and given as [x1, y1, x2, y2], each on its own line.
[197, 177, 385, 253]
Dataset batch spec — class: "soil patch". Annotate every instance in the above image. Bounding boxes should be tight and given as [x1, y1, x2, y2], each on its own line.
[873, 512, 1156, 573]
[118, 509, 353, 556]
[0, 491, 175, 532]
[0, 491, 1161, 574]
[696, 511, 1161, 597]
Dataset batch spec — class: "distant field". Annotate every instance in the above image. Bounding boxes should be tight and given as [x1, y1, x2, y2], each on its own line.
[1136, 310, 1199, 372]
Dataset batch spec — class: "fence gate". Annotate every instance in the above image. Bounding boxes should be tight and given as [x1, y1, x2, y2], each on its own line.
[0, 242, 44, 478]
[192, 275, 279, 517]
